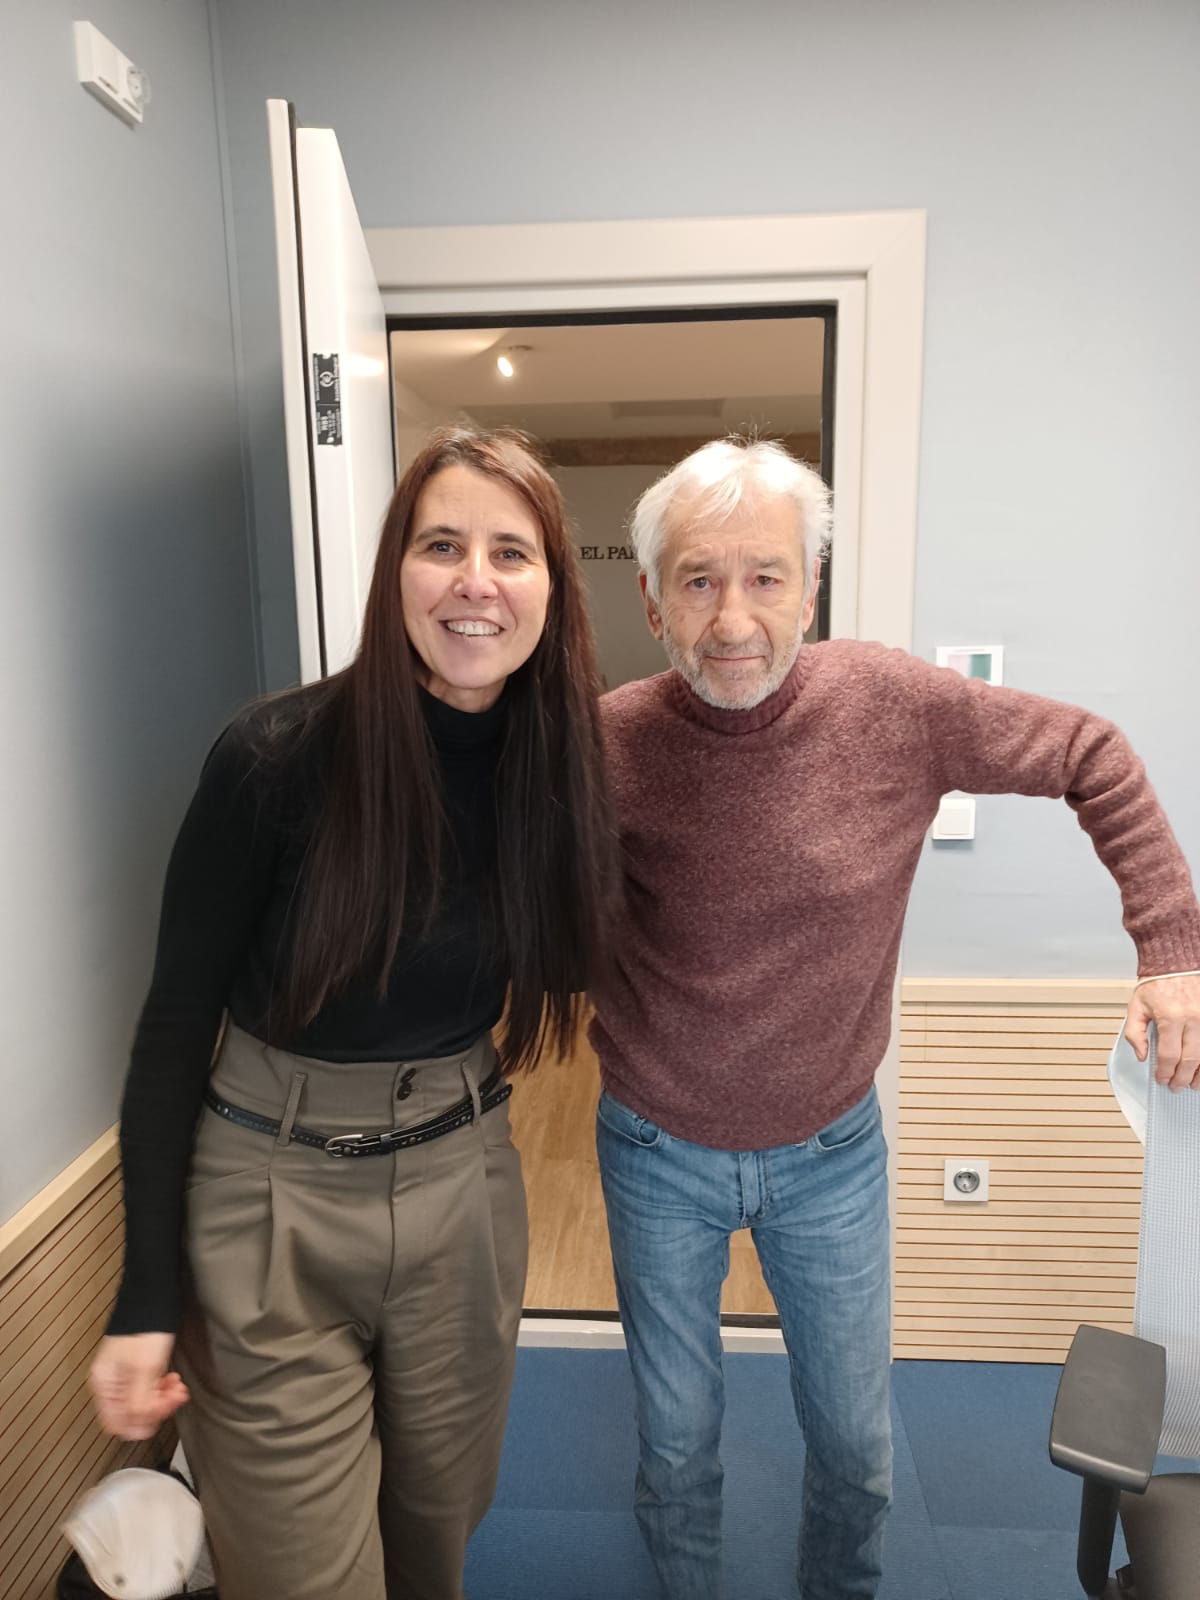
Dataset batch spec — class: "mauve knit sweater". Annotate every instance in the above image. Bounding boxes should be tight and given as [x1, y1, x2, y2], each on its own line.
[589, 640, 1200, 1150]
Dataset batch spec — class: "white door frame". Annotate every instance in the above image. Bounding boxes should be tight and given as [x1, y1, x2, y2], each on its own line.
[367, 211, 926, 1340]
[367, 209, 925, 651]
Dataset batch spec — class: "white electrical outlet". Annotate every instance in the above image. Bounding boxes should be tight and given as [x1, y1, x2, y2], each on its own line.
[75, 21, 150, 126]
[943, 1158, 990, 1203]
[932, 792, 976, 840]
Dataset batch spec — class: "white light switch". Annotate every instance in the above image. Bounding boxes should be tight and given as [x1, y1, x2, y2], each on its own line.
[932, 792, 976, 840]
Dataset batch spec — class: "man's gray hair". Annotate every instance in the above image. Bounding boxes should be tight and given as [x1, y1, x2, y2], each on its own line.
[629, 437, 832, 603]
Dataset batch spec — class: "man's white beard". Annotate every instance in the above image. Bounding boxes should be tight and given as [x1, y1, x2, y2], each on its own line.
[663, 619, 806, 711]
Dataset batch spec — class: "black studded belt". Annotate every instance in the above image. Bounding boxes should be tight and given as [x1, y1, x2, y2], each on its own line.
[203, 1068, 511, 1159]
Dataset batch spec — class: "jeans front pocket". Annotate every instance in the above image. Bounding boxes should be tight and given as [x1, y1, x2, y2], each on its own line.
[810, 1086, 881, 1154]
[596, 1090, 667, 1149]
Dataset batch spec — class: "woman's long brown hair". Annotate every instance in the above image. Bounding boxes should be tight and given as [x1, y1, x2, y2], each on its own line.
[263, 427, 617, 1072]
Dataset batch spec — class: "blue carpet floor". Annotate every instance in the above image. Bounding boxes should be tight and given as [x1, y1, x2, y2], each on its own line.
[464, 1348, 1198, 1599]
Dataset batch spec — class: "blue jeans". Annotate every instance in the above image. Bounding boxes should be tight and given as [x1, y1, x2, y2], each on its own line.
[597, 1085, 892, 1600]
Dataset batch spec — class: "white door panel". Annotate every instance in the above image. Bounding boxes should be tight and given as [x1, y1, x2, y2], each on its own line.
[268, 100, 394, 682]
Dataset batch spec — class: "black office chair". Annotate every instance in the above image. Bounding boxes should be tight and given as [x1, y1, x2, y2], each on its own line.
[1049, 1323, 1200, 1599]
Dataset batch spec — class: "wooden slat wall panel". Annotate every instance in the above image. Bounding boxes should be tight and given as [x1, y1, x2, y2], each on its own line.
[895, 987, 1139, 1363]
[0, 1170, 168, 1600]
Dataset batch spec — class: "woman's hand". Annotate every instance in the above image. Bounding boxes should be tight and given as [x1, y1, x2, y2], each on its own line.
[89, 1333, 190, 1440]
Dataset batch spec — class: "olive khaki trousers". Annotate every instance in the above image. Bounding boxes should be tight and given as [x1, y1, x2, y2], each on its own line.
[175, 1023, 528, 1600]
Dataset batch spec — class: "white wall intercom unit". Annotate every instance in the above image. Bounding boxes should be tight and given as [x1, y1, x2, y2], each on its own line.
[75, 21, 150, 126]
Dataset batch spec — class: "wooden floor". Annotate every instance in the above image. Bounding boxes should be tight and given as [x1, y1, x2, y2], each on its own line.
[509, 1029, 776, 1315]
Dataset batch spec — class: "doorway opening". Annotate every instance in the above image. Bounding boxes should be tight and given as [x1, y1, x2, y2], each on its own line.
[389, 305, 836, 1322]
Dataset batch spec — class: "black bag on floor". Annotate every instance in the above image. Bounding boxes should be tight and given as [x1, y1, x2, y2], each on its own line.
[56, 1547, 218, 1599]
[57, 1464, 218, 1599]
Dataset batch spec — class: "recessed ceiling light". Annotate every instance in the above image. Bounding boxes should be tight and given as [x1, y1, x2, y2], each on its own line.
[496, 344, 531, 379]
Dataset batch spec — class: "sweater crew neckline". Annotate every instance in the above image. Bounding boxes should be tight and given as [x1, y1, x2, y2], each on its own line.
[668, 649, 814, 734]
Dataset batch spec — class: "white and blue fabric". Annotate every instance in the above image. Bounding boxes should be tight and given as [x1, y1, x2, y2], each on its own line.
[1108, 1023, 1200, 1456]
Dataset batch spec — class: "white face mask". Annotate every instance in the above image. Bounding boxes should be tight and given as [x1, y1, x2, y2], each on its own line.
[1107, 1025, 1149, 1144]
[61, 1467, 206, 1600]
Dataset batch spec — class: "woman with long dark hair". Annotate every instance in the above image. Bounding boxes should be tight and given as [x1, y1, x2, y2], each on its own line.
[89, 428, 616, 1600]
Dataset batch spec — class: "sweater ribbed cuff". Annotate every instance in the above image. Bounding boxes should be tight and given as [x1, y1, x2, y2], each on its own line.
[1134, 910, 1200, 978]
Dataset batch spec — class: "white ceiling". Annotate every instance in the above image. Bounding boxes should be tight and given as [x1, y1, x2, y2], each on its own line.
[390, 315, 826, 441]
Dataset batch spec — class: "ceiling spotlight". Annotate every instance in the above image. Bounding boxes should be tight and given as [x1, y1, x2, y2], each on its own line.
[496, 344, 530, 379]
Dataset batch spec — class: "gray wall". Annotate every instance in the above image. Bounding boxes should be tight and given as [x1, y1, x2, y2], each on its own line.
[1, 1, 256, 1222]
[209, 0, 1199, 981]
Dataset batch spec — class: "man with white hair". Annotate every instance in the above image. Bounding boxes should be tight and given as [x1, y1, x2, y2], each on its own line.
[589, 437, 1200, 1600]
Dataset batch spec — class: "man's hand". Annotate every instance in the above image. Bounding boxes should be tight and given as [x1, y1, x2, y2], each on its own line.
[89, 1333, 189, 1440]
[1125, 974, 1200, 1090]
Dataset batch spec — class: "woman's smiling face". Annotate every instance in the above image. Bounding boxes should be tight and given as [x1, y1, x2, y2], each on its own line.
[400, 463, 552, 713]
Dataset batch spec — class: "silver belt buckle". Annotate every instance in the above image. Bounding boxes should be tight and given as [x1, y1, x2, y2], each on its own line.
[324, 1131, 387, 1158]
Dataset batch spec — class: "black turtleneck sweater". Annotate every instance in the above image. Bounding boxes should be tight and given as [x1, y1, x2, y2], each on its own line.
[109, 686, 508, 1336]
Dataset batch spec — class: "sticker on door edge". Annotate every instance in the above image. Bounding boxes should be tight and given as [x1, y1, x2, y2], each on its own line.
[313, 353, 342, 445]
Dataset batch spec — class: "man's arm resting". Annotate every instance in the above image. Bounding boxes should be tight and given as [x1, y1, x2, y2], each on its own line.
[912, 657, 1200, 1086]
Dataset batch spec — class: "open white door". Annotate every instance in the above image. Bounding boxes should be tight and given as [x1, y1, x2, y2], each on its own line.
[267, 99, 395, 682]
